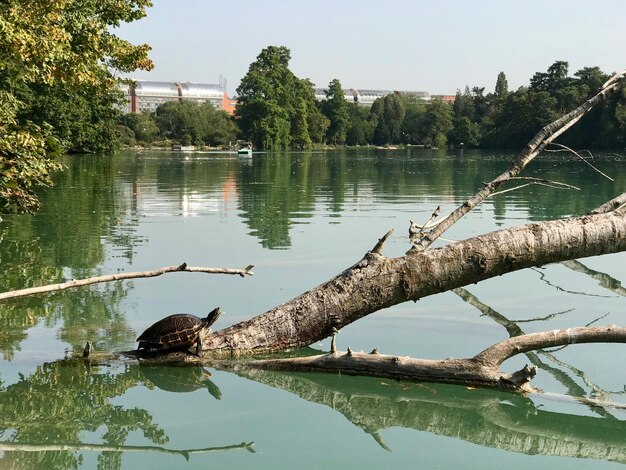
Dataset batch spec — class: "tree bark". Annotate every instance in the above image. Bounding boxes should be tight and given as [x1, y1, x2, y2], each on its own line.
[219, 325, 626, 393]
[203, 209, 626, 355]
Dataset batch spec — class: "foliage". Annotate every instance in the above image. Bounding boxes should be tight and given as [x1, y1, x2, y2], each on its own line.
[236, 46, 317, 149]
[322, 79, 350, 145]
[154, 101, 237, 146]
[419, 99, 454, 148]
[234, 49, 624, 151]
[346, 104, 374, 145]
[495, 72, 508, 98]
[370, 93, 406, 145]
[0, 0, 153, 213]
[118, 112, 160, 144]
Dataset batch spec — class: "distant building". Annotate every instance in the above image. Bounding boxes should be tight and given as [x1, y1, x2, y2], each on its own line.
[120, 79, 436, 114]
[314, 87, 430, 106]
[120, 80, 234, 114]
[432, 95, 456, 104]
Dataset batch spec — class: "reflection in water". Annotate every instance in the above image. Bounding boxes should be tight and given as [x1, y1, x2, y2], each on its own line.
[0, 360, 249, 469]
[453, 286, 626, 420]
[139, 364, 222, 399]
[2, 150, 626, 467]
[236, 369, 626, 463]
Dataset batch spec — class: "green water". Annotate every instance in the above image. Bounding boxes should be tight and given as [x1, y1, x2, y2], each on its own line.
[1, 148, 626, 469]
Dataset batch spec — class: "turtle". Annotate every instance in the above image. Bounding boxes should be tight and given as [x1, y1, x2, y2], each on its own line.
[136, 307, 222, 356]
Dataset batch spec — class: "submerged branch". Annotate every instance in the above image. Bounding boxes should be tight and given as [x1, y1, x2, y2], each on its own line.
[548, 143, 614, 181]
[0, 263, 254, 301]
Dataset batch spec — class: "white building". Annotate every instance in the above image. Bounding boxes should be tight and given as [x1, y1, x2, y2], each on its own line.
[120, 80, 229, 114]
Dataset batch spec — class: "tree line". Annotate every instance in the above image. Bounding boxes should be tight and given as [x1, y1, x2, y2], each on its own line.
[121, 47, 626, 152]
[234, 47, 626, 150]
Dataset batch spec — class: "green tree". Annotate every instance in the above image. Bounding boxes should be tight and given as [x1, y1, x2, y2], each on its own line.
[307, 104, 330, 145]
[420, 99, 453, 148]
[400, 95, 427, 144]
[482, 87, 558, 148]
[322, 79, 349, 145]
[236, 46, 307, 149]
[370, 93, 406, 145]
[0, 0, 153, 213]
[346, 104, 371, 146]
[495, 71, 509, 98]
[155, 101, 236, 146]
[291, 79, 316, 148]
[118, 112, 160, 145]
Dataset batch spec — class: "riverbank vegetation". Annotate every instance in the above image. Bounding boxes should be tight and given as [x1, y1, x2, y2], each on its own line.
[126, 47, 626, 152]
[0, 0, 153, 213]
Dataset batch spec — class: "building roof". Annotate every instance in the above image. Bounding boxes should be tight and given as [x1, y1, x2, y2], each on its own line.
[133, 81, 180, 97]
[178, 82, 224, 99]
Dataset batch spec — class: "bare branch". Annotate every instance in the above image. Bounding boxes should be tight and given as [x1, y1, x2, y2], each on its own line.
[224, 325, 626, 393]
[371, 230, 394, 254]
[490, 177, 580, 197]
[548, 143, 614, 181]
[588, 191, 626, 215]
[409, 71, 626, 253]
[474, 325, 626, 366]
[0, 263, 254, 301]
[0, 441, 255, 457]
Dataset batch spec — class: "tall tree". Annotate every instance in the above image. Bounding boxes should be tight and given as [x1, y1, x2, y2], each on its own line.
[495, 71, 509, 98]
[236, 46, 315, 149]
[0, 0, 153, 213]
[322, 79, 349, 145]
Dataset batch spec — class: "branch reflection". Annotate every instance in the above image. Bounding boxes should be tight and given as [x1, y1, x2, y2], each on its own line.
[236, 368, 626, 463]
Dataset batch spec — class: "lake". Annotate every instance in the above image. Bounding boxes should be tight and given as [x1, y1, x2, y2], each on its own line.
[1, 148, 626, 469]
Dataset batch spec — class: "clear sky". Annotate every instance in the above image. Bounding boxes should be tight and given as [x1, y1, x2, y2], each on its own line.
[115, 0, 626, 96]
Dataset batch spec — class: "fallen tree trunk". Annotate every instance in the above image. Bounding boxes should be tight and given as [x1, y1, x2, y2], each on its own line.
[203, 209, 626, 354]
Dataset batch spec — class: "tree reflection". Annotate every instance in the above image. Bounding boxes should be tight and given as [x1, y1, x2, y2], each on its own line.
[236, 150, 626, 249]
[0, 360, 247, 469]
[0, 154, 143, 358]
[235, 368, 626, 463]
[0, 359, 163, 470]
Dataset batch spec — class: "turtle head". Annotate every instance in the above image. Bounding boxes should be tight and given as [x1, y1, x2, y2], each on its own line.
[204, 307, 222, 328]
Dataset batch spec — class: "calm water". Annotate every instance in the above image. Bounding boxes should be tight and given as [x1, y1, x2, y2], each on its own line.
[1, 148, 626, 469]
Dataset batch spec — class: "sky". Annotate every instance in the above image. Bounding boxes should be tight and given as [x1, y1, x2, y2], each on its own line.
[115, 0, 626, 96]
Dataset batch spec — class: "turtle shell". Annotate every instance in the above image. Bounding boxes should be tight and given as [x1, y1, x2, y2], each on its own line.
[137, 314, 205, 351]
[137, 308, 221, 352]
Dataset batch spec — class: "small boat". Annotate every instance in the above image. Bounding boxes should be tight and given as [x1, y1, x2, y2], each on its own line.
[172, 145, 195, 152]
[236, 141, 253, 157]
